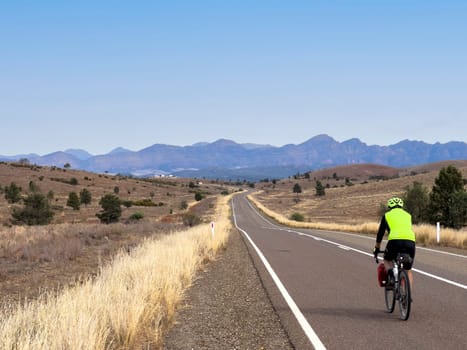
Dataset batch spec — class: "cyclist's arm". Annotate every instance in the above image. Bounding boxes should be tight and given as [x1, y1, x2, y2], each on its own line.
[375, 216, 388, 248]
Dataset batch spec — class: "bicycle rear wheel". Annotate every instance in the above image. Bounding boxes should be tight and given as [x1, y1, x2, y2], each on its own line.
[398, 270, 411, 320]
[384, 285, 395, 313]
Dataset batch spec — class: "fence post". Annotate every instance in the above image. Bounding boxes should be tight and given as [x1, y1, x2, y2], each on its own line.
[436, 222, 440, 243]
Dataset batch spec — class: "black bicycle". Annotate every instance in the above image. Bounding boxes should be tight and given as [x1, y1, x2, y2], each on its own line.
[375, 252, 412, 320]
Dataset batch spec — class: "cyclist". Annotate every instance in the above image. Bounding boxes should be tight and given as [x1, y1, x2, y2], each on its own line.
[373, 197, 416, 289]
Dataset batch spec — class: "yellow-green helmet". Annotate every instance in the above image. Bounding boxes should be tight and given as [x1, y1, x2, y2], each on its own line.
[387, 197, 403, 209]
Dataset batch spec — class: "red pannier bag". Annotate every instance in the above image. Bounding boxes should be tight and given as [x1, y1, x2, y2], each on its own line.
[377, 263, 387, 287]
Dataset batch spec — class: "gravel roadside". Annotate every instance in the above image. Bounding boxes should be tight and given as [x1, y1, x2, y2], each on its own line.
[163, 228, 294, 350]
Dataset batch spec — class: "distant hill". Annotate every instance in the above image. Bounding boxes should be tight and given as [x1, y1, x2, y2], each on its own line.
[1, 135, 466, 181]
[64, 149, 94, 160]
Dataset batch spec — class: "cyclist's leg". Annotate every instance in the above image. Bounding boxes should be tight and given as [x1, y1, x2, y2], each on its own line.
[403, 241, 416, 292]
[407, 270, 413, 289]
[383, 241, 397, 285]
[384, 259, 393, 272]
[383, 241, 396, 273]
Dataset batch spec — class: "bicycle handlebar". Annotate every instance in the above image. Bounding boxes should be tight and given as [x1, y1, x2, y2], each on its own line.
[374, 251, 384, 264]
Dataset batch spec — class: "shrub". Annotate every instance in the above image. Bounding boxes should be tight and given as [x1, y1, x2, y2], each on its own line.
[290, 212, 305, 222]
[180, 201, 188, 210]
[96, 194, 122, 224]
[4, 182, 22, 203]
[50, 177, 78, 185]
[67, 192, 80, 210]
[129, 212, 144, 221]
[122, 200, 133, 208]
[132, 199, 157, 207]
[11, 193, 54, 225]
[182, 213, 201, 227]
[79, 188, 92, 207]
[47, 190, 54, 203]
[194, 192, 204, 201]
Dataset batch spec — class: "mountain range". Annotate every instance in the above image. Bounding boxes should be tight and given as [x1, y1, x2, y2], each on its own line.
[2, 135, 467, 181]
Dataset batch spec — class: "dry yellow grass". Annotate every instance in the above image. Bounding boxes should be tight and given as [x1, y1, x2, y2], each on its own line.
[0, 195, 233, 349]
[248, 195, 467, 249]
[254, 163, 467, 225]
[248, 194, 379, 233]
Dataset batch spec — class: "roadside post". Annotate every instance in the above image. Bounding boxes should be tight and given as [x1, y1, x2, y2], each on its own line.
[436, 222, 440, 244]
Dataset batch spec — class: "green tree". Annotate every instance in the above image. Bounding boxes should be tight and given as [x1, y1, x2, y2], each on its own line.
[11, 193, 54, 225]
[79, 188, 92, 207]
[28, 180, 40, 193]
[448, 191, 467, 229]
[5, 182, 22, 204]
[67, 192, 80, 210]
[403, 181, 429, 224]
[96, 194, 122, 224]
[428, 165, 466, 228]
[47, 190, 55, 203]
[315, 180, 326, 196]
[293, 183, 302, 194]
[293, 183, 302, 203]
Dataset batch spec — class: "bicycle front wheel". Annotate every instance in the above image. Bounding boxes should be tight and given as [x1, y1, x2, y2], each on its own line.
[398, 270, 411, 320]
[385, 285, 395, 313]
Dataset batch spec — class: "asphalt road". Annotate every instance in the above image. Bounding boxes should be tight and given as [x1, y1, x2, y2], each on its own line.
[232, 193, 467, 350]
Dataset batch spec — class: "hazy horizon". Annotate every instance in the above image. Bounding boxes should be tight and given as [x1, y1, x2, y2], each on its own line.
[2, 134, 467, 158]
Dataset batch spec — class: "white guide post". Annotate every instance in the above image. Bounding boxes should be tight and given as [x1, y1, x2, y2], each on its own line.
[436, 222, 440, 244]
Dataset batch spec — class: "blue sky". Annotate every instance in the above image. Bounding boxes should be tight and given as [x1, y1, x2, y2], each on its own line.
[1, 0, 466, 155]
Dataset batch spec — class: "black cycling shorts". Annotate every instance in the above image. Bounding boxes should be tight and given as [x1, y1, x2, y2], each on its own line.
[384, 240, 416, 270]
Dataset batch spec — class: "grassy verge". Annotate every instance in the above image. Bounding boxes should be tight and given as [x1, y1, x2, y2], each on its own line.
[248, 195, 467, 250]
[0, 195, 232, 349]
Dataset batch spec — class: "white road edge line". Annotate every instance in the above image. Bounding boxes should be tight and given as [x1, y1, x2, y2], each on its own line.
[286, 228, 467, 291]
[232, 201, 326, 350]
[245, 197, 467, 291]
[246, 199, 467, 259]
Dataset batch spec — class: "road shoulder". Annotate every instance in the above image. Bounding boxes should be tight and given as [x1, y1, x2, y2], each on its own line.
[163, 228, 293, 349]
